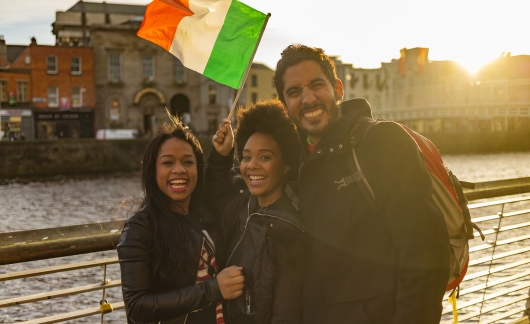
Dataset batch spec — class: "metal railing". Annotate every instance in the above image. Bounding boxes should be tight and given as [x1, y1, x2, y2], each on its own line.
[441, 195, 530, 323]
[1, 194, 529, 323]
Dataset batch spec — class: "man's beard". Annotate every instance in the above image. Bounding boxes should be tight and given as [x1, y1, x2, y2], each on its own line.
[292, 101, 340, 138]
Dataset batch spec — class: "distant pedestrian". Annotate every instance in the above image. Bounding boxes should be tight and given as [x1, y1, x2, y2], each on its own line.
[117, 121, 244, 324]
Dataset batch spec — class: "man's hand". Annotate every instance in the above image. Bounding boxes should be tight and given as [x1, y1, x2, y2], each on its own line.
[217, 265, 245, 300]
[212, 119, 234, 157]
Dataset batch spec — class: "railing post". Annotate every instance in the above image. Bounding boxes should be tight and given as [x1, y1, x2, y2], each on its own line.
[478, 206, 506, 322]
[101, 264, 108, 324]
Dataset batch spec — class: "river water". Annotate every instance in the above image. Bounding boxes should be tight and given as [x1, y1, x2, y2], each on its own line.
[1, 151, 530, 323]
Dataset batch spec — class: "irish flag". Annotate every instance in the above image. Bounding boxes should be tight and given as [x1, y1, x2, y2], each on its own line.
[138, 0, 268, 89]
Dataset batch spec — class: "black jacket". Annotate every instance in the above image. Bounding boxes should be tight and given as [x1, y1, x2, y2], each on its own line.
[297, 99, 450, 324]
[117, 210, 224, 324]
[204, 149, 308, 324]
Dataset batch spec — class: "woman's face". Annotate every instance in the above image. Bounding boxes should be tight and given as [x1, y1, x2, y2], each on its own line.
[156, 137, 198, 214]
[240, 132, 290, 207]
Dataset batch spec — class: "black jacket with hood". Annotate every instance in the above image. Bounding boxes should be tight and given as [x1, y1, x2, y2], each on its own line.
[296, 98, 450, 324]
[204, 148, 309, 324]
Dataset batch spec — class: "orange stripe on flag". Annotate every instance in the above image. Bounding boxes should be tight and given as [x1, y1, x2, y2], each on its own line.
[137, 0, 193, 51]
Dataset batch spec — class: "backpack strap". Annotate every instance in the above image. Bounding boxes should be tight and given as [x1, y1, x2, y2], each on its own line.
[346, 116, 378, 212]
[447, 170, 485, 241]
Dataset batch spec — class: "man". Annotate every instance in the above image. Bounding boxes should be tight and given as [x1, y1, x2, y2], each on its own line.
[274, 44, 450, 323]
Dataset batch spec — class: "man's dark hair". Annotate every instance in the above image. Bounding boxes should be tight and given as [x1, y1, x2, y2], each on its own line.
[235, 98, 301, 180]
[274, 44, 338, 103]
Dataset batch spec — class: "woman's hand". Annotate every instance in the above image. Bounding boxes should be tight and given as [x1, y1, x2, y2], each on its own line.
[217, 265, 245, 300]
[212, 119, 234, 157]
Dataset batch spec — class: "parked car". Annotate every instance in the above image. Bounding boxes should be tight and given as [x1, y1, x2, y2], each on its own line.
[96, 129, 139, 140]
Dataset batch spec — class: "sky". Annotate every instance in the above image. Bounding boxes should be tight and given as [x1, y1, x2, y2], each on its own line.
[0, 0, 528, 74]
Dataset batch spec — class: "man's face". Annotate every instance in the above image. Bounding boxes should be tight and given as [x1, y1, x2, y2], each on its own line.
[281, 60, 343, 139]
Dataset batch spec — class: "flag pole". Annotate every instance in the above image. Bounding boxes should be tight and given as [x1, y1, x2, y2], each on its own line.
[227, 13, 271, 121]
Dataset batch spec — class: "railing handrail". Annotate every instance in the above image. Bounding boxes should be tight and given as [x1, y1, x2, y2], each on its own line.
[1, 192, 529, 323]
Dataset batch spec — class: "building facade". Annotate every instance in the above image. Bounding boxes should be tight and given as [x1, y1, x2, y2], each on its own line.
[1, 36, 96, 140]
[29, 39, 96, 139]
[0, 36, 33, 140]
[338, 48, 530, 134]
[53, 1, 236, 137]
[240, 63, 277, 105]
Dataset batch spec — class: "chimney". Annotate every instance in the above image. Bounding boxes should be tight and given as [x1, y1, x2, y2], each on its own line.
[30, 37, 37, 46]
[0, 35, 6, 57]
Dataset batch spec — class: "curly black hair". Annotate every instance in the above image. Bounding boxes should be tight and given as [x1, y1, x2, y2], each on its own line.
[235, 98, 301, 180]
[274, 44, 338, 103]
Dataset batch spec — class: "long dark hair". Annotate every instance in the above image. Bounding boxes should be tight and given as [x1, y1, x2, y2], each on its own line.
[140, 122, 207, 284]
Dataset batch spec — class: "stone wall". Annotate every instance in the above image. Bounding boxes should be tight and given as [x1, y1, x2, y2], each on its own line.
[1, 130, 529, 179]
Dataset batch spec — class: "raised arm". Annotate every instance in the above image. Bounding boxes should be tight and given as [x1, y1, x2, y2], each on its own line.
[204, 120, 247, 215]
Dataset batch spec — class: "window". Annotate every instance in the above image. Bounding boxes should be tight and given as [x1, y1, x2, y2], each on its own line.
[251, 74, 258, 87]
[251, 92, 258, 103]
[174, 58, 187, 84]
[48, 87, 59, 107]
[142, 55, 154, 81]
[47, 56, 58, 74]
[72, 87, 83, 107]
[0, 81, 6, 101]
[17, 81, 28, 102]
[71, 57, 82, 75]
[208, 85, 217, 104]
[25, 55, 30, 65]
[109, 54, 121, 82]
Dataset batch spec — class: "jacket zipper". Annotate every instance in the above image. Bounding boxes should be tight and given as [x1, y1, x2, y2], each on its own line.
[225, 197, 305, 317]
[246, 286, 251, 314]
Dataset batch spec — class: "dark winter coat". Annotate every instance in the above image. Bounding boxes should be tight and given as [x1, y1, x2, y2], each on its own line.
[117, 210, 223, 324]
[204, 149, 309, 324]
[297, 99, 451, 324]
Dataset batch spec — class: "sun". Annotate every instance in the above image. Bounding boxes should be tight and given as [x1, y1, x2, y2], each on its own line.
[453, 54, 499, 76]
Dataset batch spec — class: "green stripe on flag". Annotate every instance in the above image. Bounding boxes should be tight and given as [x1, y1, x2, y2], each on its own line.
[203, 0, 266, 89]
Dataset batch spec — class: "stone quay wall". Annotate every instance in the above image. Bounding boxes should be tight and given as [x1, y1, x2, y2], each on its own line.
[1, 130, 529, 179]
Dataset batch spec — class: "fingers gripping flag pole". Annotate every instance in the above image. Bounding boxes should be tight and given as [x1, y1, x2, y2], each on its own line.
[137, 0, 270, 118]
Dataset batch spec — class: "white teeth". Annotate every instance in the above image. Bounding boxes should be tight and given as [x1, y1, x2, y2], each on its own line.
[250, 176, 265, 181]
[170, 180, 187, 188]
[303, 109, 323, 118]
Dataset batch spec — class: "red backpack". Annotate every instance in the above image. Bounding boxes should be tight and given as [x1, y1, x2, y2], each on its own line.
[346, 117, 484, 291]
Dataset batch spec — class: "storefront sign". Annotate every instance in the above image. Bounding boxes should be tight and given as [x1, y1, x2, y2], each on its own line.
[36, 113, 80, 120]
[0, 109, 33, 117]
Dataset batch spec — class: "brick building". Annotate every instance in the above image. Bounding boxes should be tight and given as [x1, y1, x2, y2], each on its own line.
[29, 38, 96, 139]
[0, 36, 33, 139]
[0, 36, 96, 140]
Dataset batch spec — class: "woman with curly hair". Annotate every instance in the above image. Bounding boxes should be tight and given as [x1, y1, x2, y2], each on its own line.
[205, 98, 309, 323]
[117, 122, 245, 324]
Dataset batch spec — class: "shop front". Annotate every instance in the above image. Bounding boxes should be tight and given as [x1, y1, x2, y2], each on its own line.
[34, 109, 95, 139]
[1, 109, 34, 140]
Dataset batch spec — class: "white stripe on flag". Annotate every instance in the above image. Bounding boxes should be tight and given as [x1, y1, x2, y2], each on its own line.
[170, 0, 232, 73]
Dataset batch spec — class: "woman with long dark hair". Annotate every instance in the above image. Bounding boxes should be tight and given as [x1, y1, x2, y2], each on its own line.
[117, 122, 244, 324]
[205, 99, 309, 323]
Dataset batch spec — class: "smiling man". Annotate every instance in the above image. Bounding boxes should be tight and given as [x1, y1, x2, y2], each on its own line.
[274, 44, 450, 324]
